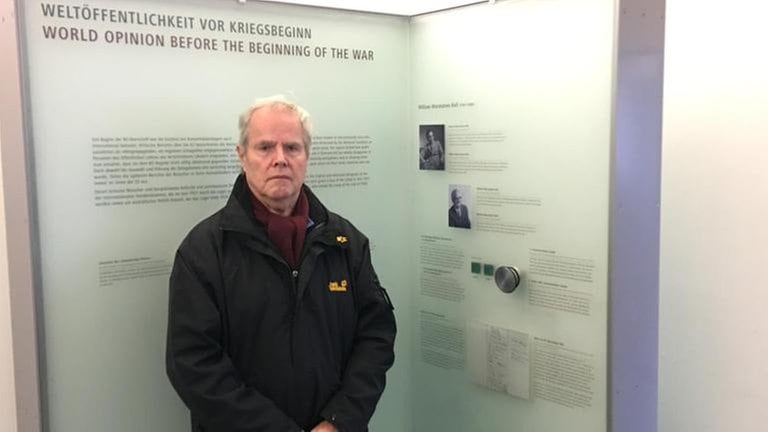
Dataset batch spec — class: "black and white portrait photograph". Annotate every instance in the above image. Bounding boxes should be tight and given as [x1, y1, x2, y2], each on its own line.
[419, 124, 445, 170]
[448, 184, 472, 229]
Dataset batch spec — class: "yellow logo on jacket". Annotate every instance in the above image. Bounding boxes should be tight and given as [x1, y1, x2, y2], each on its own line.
[328, 279, 348, 292]
[336, 235, 348, 244]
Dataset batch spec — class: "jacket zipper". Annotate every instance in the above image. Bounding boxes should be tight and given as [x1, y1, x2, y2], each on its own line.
[223, 223, 331, 365]
[290, 268, 300, 312]
[289, 267, 299, 366]
[288, 225, 327, 365]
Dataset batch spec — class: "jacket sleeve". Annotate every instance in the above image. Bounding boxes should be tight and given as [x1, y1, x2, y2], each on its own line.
[320, 239, 397, 432]
[166, 248, 303, 432]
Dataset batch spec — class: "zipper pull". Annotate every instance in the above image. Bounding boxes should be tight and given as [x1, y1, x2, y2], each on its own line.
[291, 269, 299, 279]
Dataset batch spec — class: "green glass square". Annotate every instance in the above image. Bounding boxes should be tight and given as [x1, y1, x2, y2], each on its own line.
[471, 262, 481, 274]
[483, 264, 494, 276]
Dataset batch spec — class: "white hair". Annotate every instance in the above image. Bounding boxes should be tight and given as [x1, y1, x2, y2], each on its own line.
[237, 95, 313, 153]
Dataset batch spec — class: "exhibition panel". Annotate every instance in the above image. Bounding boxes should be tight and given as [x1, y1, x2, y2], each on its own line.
[410, 1, 614, 431]
[21, 0, 410, 430]
[16, 0, 658, 431]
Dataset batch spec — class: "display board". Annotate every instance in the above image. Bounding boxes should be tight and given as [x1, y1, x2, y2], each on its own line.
[21, 0, 410, 430]
[409, 1, 614, 430]
[22, 0, 620, 430]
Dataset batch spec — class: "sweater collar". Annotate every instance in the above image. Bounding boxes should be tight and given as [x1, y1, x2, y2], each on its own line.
[220, 173, 329, 236]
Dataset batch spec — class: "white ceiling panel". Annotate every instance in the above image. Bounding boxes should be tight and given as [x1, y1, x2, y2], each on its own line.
[249, 0, 484, 16]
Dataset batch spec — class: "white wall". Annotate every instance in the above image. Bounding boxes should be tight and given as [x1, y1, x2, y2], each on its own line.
[0, 123, 18, 432]
[2, 0, 43, 427]
[659, 1, 768, 431]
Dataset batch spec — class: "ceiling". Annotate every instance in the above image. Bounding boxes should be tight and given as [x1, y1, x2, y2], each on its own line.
[251, 0, 486, 16]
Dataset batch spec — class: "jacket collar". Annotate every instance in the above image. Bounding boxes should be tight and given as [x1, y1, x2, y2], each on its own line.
[219, 174, 340, 244]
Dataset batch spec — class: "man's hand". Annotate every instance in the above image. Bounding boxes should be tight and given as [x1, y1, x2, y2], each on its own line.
[310, 420, 338, 432]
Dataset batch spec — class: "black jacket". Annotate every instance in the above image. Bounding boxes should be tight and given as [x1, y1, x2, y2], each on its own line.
[166, 175, 396, 432]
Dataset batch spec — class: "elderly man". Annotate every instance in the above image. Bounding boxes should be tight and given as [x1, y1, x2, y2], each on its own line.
[448, 188, 471, 229]
[166, 96, 396, 432]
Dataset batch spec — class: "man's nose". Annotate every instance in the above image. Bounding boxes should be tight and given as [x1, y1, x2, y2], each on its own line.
[273, 144, 287, 166]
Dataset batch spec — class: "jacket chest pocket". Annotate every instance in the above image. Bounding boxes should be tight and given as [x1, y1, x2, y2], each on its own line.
[306, 256, 356, 317]
[321, 272, 354, 304]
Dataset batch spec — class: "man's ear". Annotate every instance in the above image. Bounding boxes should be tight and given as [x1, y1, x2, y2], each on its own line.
[235, 144, 245, 162]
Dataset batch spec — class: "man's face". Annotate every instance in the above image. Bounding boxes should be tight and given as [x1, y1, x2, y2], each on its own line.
[237, 106, 308, 209]
[427, 130, 435, 143]
[452, 192, 462, 205]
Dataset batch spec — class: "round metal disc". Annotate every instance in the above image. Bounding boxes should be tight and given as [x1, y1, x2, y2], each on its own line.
[494, 266, 521, 293]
